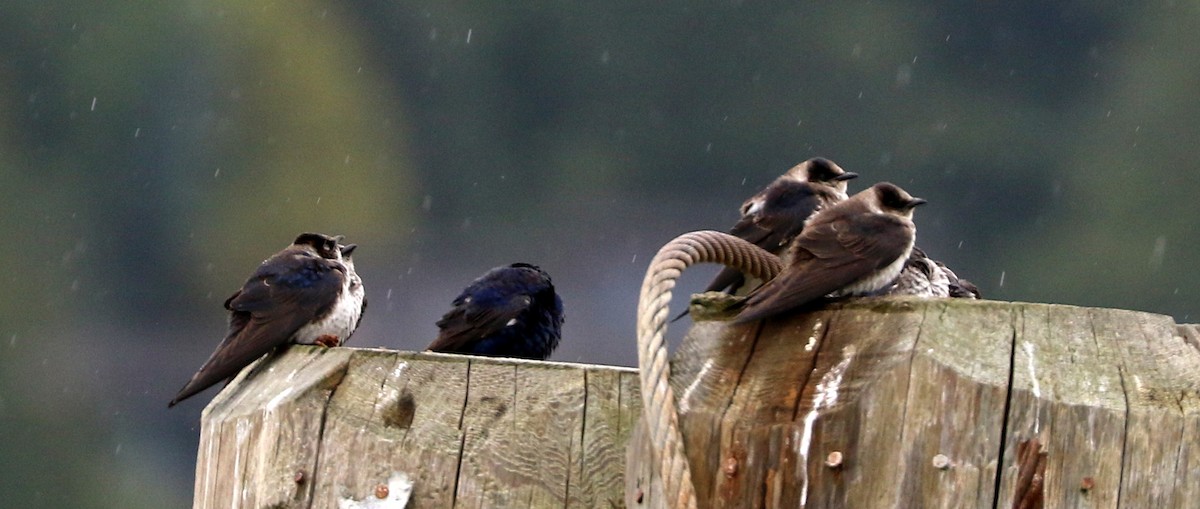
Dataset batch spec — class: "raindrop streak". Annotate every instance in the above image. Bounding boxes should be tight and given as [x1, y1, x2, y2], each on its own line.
[133, 128, 141, 138]
[1148, 236, 1167, 271]
[214, 168, 221, 178]
[386, 288, 393, 301]
[90, 97, 97, 111]
[999, 271, 1006, 288]
[631, 254, 637, 264]
[9, 335, 15, 347]
[466, 29, 473, 44]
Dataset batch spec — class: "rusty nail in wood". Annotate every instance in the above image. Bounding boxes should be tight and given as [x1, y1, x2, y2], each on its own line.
[1081, 477, 1095, 491]
[723, 457, 739, 477]
[825, 451, 843, 468]
[375, 483, 389, 499]
[294, 471, 306, 484]
[932, 454, 951, 470]
[636, 488, 644, 503]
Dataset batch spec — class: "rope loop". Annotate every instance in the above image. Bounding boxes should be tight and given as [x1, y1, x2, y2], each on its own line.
[635, 230, 782, 509]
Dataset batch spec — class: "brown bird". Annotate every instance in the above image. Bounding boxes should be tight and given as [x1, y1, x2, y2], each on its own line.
[169, 233, 366, 407]
[704, 157, 858, 296]
[887, 247, 981, 299]
[735, 182, 925, 323]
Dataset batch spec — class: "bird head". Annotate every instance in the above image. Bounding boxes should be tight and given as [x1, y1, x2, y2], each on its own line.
[293, 232, 344, 260]
[870, 182, 926, 219]
[787, 157, 858, 194]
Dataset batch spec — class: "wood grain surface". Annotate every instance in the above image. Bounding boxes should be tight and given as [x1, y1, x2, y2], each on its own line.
[194, 349, 639, 509]
[627, 299, 1200, 509]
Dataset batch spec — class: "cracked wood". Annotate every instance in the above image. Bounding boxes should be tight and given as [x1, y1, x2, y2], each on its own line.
[193, 348, 639, 509]
[627, 299, 1200, 509]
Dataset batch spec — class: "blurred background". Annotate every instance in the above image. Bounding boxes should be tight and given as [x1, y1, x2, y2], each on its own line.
[2, 0, 1198, 506]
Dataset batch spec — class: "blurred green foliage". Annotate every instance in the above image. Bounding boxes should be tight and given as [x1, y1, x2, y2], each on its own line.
[1, 1, 1198, 507]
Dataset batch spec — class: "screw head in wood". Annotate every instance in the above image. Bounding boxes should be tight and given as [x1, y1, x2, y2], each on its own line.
[375, 483, 389, 499]
[825, 451, 844, 468]
[294, 471, 306, 484]
[1081, 477, 1095, 491]
[723, 457, 739, 477]
[932, 454, 951, 470]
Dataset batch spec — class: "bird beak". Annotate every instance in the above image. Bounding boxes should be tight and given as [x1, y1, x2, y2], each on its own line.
[834, 172, 859, 181]
[340, 244, 358, 256]
[910, 198, 928, 207]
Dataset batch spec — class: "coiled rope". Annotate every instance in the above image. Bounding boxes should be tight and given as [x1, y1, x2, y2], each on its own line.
[636, 230, 783, 509]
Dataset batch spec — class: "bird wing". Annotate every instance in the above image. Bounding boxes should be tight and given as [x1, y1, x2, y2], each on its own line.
[170, 251, 344, 406]
[696, 215, 771, 296]
[736, 212, 912, 322]
[428, 291, 533, 353]
[704, 184, 825, 293]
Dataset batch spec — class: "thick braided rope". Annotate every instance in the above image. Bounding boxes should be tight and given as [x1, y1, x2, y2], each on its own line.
[636, 230, 784, 509]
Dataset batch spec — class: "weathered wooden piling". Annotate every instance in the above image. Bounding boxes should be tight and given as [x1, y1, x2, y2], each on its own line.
[192, 300, 1200, 509]
[626, 299, 1200, 508]
[193, 348, 640, 508]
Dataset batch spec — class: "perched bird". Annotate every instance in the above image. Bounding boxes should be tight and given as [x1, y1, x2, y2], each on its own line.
[887, 247, 982, 299]
[169, 233, 366, 407]
[947, 268, 981, 299]
[704, 157, 858, 296]
[887, 248, 950, 298]
[735, 182, 925, 323]
[428, 263, 564, 360]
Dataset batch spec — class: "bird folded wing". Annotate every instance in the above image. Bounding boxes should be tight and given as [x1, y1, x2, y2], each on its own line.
[429, 293, 532, 352]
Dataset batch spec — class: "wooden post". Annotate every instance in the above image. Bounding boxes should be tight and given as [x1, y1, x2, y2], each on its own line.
[627, 299, 1200, 508]
[193, 348, 640, 508]
[193, 301, 1200, 509]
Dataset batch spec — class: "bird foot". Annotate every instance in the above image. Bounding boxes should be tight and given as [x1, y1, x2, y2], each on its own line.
[314, 334, 341, 348]
[687, 292, 746, 321]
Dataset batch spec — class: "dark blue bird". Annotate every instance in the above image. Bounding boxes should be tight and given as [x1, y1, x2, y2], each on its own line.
[427, 263, 564, 360]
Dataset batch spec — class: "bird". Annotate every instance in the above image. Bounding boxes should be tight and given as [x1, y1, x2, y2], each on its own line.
[886, 247, 982, 299]
[427, 263, 564, 360]
[169, 232, 366, 407]
[735, 182, 926, 323]
[947, 268, 981, 299]
[703, 157, 858, 296]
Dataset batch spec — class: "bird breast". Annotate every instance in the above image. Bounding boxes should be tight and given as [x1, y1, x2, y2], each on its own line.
[293, 270, 365, 344]
[830, 242, 914, 297]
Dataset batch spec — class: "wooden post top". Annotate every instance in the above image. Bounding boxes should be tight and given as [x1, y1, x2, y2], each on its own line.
[191, 299, 1200, 509]
[628, 298, 1200, 508]
[194, 348, 641, 509]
